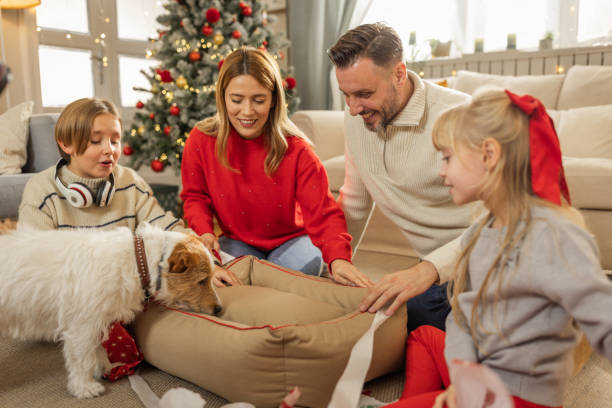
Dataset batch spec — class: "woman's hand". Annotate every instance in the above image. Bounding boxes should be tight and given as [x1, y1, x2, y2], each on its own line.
[212, 266, 242, 287]
[198, 232, 220, 254]
[330, 259, 374, 288]
[433, 384, 456, 408]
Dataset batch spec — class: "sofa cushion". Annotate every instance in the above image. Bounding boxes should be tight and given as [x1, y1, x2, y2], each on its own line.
[550, 105, 612, 159]
[563, 157, 612, 210]
[291, 110, 345, 161]
[557, 65, 612, 110]
[452, 70, 565, 109]
[0, 101, 34, 175]
[322, 154, 345, 193]
[23, 113, 60, 173]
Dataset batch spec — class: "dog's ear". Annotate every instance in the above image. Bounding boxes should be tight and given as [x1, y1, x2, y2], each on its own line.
[167, 243, 197, 274]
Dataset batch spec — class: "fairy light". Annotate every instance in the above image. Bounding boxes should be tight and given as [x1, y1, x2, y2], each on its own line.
[419, 71, 425, 77]
[160, 153, 168, 161]
[556, 65, 565, 74]
[451, 70, 457, 76]
[66, 33, 72, 39]
[36, 26, 41, 32]
[131, 129, 137, 136]
[155, 124, 161, 132]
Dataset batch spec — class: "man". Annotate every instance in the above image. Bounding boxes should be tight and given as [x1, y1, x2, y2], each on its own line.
[327, 23, 475, 332]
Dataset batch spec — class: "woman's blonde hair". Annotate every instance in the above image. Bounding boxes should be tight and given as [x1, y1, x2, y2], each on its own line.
[55, 98, 121, 163]
[196, 46, 305, 175]
[432, 88, 581, 344]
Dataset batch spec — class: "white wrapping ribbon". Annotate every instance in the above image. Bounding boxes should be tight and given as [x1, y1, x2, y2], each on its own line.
[328, 310, 390, 408]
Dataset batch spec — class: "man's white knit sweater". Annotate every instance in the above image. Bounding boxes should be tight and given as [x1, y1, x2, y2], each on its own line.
[339, 70, 475, 282]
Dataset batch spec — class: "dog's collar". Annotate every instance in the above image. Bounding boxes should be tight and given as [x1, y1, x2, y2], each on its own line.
[133, 234, 152, 300]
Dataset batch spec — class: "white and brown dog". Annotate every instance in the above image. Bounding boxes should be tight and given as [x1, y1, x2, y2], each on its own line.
[0, 223, 221, 398]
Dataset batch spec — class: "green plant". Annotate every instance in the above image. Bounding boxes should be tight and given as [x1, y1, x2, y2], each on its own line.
[543, 31, 554, 40]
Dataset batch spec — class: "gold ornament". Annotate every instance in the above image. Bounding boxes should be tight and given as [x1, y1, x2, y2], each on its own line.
[213, 32, 224, 45]
[176, 75, 188, 88]
[137, 126, 144, 136]
[151, 84, 160, 94]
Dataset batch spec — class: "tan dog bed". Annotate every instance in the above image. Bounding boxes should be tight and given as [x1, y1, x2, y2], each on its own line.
[133, 256, 407, 407]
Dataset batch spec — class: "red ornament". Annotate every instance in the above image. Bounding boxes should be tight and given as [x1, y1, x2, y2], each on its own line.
[149, 112, 155, 120]
[242, 6, 252, 16]
[188, 51, 201, 62]
[179, 20, 184, 28]
[151, 159, 164, 172]
[169, 105, 180, 116]
[284, 76, 296, 90]
[263, 40, 268, 46]
[202, 25, 213, 36]
[164, 125, 171, 135]
[158, 31, 166, 39]
[239, 1, 246, 7]
[136, 101, 144, 109]
[157, 69, 173, 83]
[206, 8, 220, 23]
[232, 30, 241, 39]
[218, 59, 224, 70]
[123, 146, 133, 156]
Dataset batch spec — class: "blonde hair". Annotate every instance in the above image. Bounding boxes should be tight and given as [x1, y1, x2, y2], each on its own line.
[196, 46, 305, 175]
[432, 88, 582, 344]
[55, 98, 121, 163]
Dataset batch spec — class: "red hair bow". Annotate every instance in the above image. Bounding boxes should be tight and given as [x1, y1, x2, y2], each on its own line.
[504, 90, 571, 206]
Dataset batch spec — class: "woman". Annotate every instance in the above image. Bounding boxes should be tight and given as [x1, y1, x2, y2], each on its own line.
[180, 47, 371, 287]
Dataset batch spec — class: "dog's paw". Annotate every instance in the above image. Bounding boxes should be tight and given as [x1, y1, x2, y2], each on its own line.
[68, 379, 105, 399]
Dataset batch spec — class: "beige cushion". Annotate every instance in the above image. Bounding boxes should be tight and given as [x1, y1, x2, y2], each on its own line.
[452, 70, 565, 109]
[322, 154, 345, 193]
[550, 105, 612, 159]
[291, 110, 345, 161]
[0, 101, 34, 175]
[580, 209, 612, 270]
[563, 157, 612, 210]
[134, 256, 407, 408]
[557, 65, 612, 110]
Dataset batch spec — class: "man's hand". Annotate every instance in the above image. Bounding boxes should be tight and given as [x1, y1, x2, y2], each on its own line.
[197, 232, 219, 254]
[359, 260, 438, 316]
[330, 259, 374, 288]
[212, 265, 242, 288]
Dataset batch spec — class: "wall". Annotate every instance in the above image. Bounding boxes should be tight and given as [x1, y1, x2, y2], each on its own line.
[0, 7, 40, 113]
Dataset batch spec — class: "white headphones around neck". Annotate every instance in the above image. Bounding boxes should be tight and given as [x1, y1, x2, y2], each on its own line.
[54, 158, 115, 208]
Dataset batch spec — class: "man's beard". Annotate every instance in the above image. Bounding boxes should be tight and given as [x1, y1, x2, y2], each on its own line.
[361, 88, 401, 133]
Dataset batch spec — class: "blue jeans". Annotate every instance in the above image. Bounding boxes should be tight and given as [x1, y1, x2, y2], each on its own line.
[218, 235, 323, 276]
[406, 282, 451, 333]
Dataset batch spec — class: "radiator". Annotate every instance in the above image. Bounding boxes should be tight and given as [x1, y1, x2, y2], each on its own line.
[414, 44, 612, 79]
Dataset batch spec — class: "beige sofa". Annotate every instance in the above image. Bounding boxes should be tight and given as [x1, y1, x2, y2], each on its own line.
[291, 64, 612, 275]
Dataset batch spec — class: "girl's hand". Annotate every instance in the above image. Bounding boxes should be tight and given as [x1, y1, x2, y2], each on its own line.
[330, 259, 374, 288]
[433, 385, 456, 408]
[198, 232, 220, 254]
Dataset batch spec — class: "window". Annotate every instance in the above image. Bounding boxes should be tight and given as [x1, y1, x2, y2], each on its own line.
[35, 0, 165, 113]
[362, 0, 612, 58]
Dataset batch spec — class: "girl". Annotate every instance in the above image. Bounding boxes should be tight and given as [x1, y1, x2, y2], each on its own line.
[180, 47, 372, 287]
[385, 89, 612, 408]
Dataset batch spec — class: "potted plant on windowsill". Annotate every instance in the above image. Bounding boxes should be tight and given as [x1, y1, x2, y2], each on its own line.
[539, 31, 554, 50]
[429, 39, 452, 57]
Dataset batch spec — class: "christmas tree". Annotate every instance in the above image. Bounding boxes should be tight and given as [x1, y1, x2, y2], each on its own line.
[123, 0, 300, 173]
